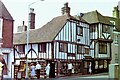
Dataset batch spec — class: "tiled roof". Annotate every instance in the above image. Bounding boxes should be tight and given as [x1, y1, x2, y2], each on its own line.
[0, 1, 13, 20]
[105, 16, 120, 32]
[82, 10, 112, 25]
[13, 15, 69, 44]
[13, 15, 88, 45]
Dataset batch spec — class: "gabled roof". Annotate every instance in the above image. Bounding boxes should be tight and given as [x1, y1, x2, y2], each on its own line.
[82, 10, 112, 25]
[13, 15, 88, 45]
[13, 15, 69, 44]
[0, 1, 13, 20]
[105, 16, 120, 32]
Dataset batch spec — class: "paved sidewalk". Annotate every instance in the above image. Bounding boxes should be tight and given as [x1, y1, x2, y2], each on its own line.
[53, 73, 110, 80]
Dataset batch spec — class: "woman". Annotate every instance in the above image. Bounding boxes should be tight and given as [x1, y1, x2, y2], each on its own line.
[45, 63, 50, 78]
[0, 53, 9, 80]
[30, 63, 36, 79]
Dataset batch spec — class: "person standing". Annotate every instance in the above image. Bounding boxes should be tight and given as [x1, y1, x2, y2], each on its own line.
[30, 63, 35, 79]
[0, 53, 9, 80]
[67, 62, 73, 76]
[89, 62, 92, 74]
[0, 61, 3, 80]
[35, 62, 41, 79]
[17, 69, 21, 80]
[45, 63, 50, 78]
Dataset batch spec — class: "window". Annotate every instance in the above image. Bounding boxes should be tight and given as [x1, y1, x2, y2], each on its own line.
[39, 43, 46, 53]
[59, 42, 67, 52]
[77, 26, 83, 36]
[18, 45, 24, 54]
[99, 42, 107, 54]
[90, 25, 96, 32]
[0, 19, 3, 38]
[114, 35, 118, 44]
[77, 45, 82, 54]
[84, 48, 89, 54]
[102, 25, 110, 33]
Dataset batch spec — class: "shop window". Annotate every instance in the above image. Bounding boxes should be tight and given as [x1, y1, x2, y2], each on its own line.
[99, 42, 107, 54]
[99, 60, 103, 69]
[95, 61, 98, 69]
[39, 43, 46, 53]
[104, 60, 107, 68]
[59, 42, 67, 53]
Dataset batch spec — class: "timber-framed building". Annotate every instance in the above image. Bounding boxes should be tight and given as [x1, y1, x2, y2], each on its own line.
[13, 2, 113, 79]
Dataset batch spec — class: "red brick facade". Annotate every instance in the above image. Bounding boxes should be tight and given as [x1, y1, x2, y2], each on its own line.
[2, 19, 14, 48]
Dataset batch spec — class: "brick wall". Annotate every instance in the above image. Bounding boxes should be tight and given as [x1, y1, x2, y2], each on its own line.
[2, 19, 13, 48]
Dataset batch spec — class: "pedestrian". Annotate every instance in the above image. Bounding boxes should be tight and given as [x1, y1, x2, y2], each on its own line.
[17, 69, 21, 80]
[45, 63, 50, 78]
[35, 62, 41, 79]
[30, 63, 36, 79]
[0, 61, 3, 80]
[67, 62, 73, 76]
[89, 62, 92, 74]
[0, 53, 9, 80]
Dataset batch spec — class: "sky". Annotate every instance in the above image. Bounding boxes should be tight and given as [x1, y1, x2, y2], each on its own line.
[2, 0, 120, 33]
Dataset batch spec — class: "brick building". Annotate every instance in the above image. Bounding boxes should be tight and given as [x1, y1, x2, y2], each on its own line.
[0, 0, 14, 78]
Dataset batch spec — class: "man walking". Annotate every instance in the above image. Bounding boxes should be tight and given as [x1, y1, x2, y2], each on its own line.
[35, 62, 41, 79]
[67, 62, 73, 76]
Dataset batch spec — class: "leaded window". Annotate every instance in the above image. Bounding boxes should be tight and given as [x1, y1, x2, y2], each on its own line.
[99, 42, 107, 54]
[39, 43, 46, 53]
[77, 26, 83, 36]
[59, 42, 67, 53]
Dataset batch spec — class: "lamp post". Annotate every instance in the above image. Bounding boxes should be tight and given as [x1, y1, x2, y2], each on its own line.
[25, 0, 44, 79]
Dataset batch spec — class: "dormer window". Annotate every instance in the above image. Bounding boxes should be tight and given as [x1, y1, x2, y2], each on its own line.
[77, 25, 83, 36]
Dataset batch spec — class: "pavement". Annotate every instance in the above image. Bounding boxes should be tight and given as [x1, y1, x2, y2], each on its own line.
[4, 73, 114, 80]
[47, 72, 111, 80]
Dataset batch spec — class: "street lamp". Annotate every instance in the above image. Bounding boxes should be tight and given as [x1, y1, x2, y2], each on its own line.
[25, 0, 44, 79]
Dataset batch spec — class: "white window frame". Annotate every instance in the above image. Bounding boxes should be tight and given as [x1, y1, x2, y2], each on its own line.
[0, 19, 3, 38]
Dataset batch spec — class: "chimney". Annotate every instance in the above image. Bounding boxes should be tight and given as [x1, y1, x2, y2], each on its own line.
[113, 6, 119, 18]
[61, 2, 70, 16]
[17, 21, 27, 32]
[29, 8, 35, 29]
[118, 1, 120, 18]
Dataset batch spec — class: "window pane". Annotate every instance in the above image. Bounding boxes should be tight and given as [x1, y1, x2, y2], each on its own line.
[85, 48, 89, 54]
[59, 43, 64, 52]
[59, 43, 67, 52]
[77, 26, 83, 36]
[102, 25, 110, 33]
[78, 45, 82, 53]
[39, 43, 46, 53]
[99, 42, 107, 54]
[64, 43, 67, 53]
